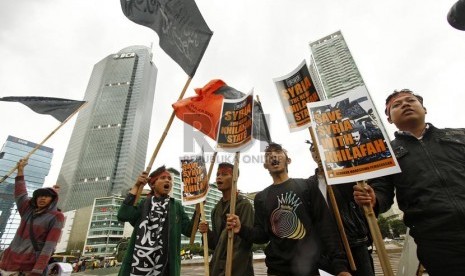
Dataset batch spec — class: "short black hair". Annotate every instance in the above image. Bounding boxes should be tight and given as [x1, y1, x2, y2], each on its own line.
[149, 165, 167, 178]
[385, 89, 424, 116]
[265, 142, 287, 153]
[218, 162, 239, 176]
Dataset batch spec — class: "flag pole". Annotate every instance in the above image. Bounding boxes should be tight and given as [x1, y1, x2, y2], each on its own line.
[0, 102, 88, 184]
[134, 77, 193, 204]
[191, 152, 217, 276]
[357, 180, 394, 276]
[225, 152, 240, 276]
[199, 201, 209, 276]
[308, 127, 356, 271]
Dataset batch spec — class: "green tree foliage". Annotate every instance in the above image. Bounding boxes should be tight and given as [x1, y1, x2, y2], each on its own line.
[377, 215, 407, 238]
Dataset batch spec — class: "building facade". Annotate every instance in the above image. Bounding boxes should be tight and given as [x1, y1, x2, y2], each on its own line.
[83, 196, 125, 258]
[0, 135, 53, 249]
[309, 30, 365, 99]
[57, 45, 157, 211]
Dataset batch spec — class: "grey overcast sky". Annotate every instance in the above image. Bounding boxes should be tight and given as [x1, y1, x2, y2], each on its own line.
[1, 0, 464, 193]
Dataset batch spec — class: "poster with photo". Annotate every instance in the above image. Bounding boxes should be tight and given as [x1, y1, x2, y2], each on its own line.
[180, 154, 209, 205]
[273, 60, 320, 132]
[307, 86, 401, 185]
[216, 90, 254, 152]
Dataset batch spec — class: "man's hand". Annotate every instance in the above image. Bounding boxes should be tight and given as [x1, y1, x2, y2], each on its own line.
[198, 221, 209, 234]
[16, 159, 28, 176]
[226, 214, 241, 234]
[353, 184, 376, 208]
[337, 272, 352, 276]
[135, 172, 150, 188]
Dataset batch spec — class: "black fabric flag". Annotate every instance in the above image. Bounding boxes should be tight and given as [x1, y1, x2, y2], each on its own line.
[0, 96, 86, 122]
[120, 0, 213, 77]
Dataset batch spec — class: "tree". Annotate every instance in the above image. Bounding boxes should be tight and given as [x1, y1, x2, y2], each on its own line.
[377, 214, 407, 238]
[390, 219, 407, 237]
[377, 215, 390, 238]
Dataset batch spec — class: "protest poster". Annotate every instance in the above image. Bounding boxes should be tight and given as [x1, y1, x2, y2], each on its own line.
[307, 86, 401, 185]
[216, 91, 254, 151]
[180, 154, 209, 205]
[273, 60, 320, 132]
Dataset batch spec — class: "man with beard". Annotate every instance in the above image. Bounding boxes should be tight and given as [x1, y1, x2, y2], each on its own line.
[198, 162, 254, 276]
[227, 143, 351, 276]
[117, 166, 194, 276]
[354, 89, 465, 275]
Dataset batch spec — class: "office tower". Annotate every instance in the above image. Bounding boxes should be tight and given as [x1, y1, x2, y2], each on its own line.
[309, 30, 365, 99]
[83, 195, 124, 258]
[0, 135, 53, 249]
[58, 45, 157, 211]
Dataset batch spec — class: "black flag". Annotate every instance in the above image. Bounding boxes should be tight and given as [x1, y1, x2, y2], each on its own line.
[0, 96, 86, 122]
[120, 0, 213, 77]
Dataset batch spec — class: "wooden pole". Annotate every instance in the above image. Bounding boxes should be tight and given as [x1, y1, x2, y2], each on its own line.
[199, 201, 210, 276]
[225, 152, 240, 276]
[327, 185, 356, 271]
[0, 101, 89, 184]
[357, 180, 394, 276]
[190, 204, 201, 245]
[134, 77, 192, 204]
[190, 152, 218, 245]
[308, 127, 356, 270]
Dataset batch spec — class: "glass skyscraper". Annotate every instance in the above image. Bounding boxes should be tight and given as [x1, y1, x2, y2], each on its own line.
[309, 30, 365, 99]
[57, 45, 157, 211]
[0, 135, 53, 249]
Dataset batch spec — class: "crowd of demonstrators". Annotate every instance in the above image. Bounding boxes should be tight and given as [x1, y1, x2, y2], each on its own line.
[117, 166, 194, 276]
[198, 162, 254, 276]
[0, 159, 64, 276]
[354, 89, 465, 276]
[309, 143, 374, 276]
[227, 143, 351, 276]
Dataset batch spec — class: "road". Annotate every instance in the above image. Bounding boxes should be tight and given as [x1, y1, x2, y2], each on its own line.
[72, 250, 406, 276]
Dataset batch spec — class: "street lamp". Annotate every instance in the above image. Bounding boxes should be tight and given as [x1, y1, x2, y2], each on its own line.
[448, 0, 465, 30]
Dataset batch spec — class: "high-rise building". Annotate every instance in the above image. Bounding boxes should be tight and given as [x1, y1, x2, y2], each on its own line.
[309, 30, 365, 99]
[58, 45, 157, 211]
[83, 195, 125, 258]
[0, 135, 53, 249]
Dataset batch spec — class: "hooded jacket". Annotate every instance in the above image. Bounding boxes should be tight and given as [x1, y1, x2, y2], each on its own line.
[0, 176, 64, 275]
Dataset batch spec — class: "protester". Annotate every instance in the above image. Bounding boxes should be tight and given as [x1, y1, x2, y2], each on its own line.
[353, 89, 465, 276]
[198, 162, 254, 276]
[0, 159, 64, 276]
[227, 143, 351, 276]
[309, 143, 374, 276]
[117, 166, 194, 276]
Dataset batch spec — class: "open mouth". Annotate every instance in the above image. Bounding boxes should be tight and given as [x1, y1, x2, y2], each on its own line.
[163, 184, 170, 190]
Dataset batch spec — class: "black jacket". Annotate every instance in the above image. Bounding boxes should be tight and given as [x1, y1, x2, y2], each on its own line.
[370, 124, 465, 240]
